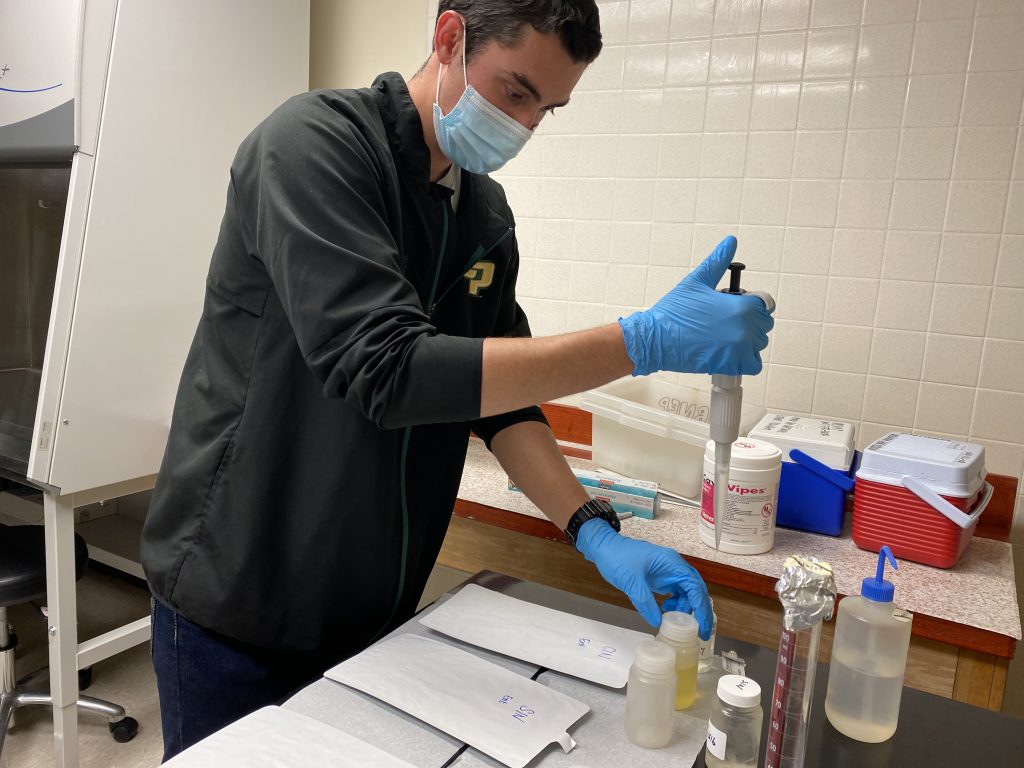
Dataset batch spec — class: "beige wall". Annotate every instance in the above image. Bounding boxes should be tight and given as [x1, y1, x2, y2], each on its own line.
[324, 0, 1024, 540]
[309, 0, 431, 90]
[468, 0, 1024, 541]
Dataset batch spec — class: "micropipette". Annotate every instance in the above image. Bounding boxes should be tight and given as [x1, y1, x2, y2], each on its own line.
[710, 263, 775, 550]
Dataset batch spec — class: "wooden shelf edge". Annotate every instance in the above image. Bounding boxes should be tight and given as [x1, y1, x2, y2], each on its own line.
[452, 499, 1018, 660]
[540, 402, 592, 446]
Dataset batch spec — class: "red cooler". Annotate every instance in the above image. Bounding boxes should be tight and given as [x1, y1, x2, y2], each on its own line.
[852, 433, 994, 569]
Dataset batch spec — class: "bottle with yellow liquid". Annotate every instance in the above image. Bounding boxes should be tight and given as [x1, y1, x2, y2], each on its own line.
[656, 611, 699, 710]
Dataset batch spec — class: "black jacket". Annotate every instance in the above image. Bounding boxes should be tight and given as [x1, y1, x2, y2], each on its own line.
[141, 73, 546, 654]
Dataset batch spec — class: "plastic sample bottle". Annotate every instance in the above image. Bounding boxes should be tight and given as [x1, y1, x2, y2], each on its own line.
[624, 640, 677, 748]
[656, 611, 700, 710]
[825, 546, 913, 743]
[706, 675, 762, 767]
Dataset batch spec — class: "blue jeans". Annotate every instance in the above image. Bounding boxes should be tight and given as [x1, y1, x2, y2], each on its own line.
[150, 597, 341, 761]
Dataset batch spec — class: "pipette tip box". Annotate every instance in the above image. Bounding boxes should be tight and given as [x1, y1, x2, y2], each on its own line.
[508, 469, 659, 519]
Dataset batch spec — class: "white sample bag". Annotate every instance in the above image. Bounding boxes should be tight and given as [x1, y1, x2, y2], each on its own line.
[420, 583, 652, 687]
[324, 633, 589, 768]
[163, 706, 416, 768]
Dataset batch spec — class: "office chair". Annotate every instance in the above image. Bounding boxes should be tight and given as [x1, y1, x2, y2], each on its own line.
[0, 524, 138, 759]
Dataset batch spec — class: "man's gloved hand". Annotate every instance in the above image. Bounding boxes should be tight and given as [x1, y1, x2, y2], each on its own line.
[575, 518, 713, 640]
[618, 235, 773, 377]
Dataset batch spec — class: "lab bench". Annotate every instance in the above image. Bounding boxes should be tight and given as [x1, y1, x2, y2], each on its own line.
[285, 571, 1024, 767]
[441, 405, 1021, 714]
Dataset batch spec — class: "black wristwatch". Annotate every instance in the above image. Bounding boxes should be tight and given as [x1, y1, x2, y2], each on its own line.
[564, 498, 620, 546]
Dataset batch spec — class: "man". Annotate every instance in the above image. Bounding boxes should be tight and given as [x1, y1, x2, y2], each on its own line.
[141, 0, 772, 758]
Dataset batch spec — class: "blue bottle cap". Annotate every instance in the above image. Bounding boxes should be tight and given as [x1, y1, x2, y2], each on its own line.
[861, 546, 898, 603]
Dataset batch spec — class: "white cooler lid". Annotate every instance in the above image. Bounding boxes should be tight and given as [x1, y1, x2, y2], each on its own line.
[747, 413, 855, 470]
[856, 432, 986, 498]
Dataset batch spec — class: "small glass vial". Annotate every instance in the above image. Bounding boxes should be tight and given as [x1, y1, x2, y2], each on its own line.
[706, 675, 762, 767]
[699, 600, 718, 671]
[656, 611, 699, 710]
[625, 640, 676, 749]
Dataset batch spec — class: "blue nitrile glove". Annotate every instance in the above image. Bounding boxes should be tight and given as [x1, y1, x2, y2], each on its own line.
[576, 518, 713, 640]
[618, 235, 773, 377]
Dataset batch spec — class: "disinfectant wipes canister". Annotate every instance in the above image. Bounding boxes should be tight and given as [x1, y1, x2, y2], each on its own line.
[699, 438, 782, 555]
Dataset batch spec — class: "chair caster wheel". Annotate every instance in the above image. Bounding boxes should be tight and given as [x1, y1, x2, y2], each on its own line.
[78, 666, 93, 691]
[109, 716, 139, 743]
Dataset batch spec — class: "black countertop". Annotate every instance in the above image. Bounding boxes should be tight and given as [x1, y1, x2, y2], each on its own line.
[463, 571, 1024, 768]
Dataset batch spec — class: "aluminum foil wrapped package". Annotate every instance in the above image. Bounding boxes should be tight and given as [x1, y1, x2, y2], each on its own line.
[776, 555, 837, 631]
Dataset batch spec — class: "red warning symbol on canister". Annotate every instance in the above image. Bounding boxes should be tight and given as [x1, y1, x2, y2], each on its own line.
[762, 503, 773, 518]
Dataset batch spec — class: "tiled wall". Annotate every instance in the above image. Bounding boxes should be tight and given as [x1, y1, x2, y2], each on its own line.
[427, 0, 1024, 537]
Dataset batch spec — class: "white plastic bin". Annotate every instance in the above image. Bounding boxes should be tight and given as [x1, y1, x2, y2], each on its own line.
[580, 378, 765, 501]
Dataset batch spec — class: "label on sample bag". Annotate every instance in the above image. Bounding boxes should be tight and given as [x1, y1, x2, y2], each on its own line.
[706, 721, 727, 760]
[700, 473, 778, 548]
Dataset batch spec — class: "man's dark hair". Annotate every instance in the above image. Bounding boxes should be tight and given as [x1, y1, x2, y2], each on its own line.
[437, 0, 602, 65]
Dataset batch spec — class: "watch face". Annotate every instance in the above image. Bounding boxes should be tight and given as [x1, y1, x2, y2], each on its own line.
[590, 499, 620, 531]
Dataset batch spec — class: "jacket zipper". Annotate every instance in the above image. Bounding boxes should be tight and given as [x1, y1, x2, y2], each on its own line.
[425, 202, 451, 316]
[377, 207, 512, 639]
[376, 202, 453, 640]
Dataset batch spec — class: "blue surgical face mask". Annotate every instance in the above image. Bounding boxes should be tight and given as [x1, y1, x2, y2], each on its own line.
[432, 23, 533, 175]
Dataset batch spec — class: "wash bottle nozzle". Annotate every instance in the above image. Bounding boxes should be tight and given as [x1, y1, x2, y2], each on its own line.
[861, 546, 898, 603]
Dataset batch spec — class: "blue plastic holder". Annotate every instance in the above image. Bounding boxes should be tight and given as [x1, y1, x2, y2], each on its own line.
[775, 448, 857, 537]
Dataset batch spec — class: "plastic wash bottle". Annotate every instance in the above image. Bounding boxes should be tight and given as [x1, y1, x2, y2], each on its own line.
[824, 546, 913, 742]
